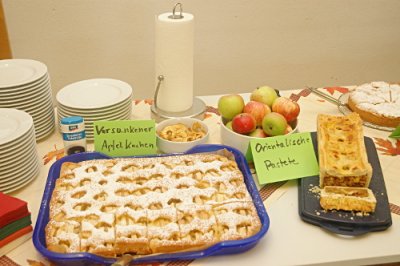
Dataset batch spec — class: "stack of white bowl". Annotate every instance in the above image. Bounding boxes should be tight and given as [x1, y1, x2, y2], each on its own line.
[0, 59, 55, 141]
[56, 78, 133, 140]
[0, 109, 40, 194]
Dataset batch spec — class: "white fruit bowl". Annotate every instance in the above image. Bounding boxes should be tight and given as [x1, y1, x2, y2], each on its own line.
[220, 118, 298, 155]
[156, 118, 209, 154]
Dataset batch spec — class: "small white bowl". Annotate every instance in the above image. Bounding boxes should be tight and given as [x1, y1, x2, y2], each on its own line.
[220, 118, 298, 155]
[156, 118, 209, 154]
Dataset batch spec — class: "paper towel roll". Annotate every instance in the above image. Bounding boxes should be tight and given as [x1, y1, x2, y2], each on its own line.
[155, 12, 194, 113]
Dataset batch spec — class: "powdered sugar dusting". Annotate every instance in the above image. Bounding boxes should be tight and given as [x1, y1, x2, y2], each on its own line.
[46, 153, 261, 256]
[350, 81, 400, 117]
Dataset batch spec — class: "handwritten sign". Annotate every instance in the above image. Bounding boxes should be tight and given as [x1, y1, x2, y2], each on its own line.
[249, 132, 319, 184]
[93, 120, 157, 157]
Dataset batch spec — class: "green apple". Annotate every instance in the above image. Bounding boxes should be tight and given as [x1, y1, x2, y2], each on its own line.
[250, 86, 278, 107]
[218, 94, 245, 120]
[225, 121, 233, 130]
[262, 112, 288, 136]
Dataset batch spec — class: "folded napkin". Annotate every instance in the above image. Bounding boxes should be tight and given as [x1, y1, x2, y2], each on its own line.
[0, 226, 33, 257]
[0, 225, 32, 249]
[0, 193, 29, 229]
[0, 214, 31, 240]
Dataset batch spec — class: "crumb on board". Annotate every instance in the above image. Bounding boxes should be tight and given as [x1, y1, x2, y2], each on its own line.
[355, 211, 370, 217]
[309, 185, 321, 195]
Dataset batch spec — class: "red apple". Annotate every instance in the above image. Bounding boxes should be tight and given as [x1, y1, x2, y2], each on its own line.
[218, 94, 245, 120]
[272, 97, 300, 122]
[285, 124, 293, 134]
[243, 101, 271, 126]
[232, 113, 257, 134]
[248, 128, 267, 138]
[262, 112, 288, 136]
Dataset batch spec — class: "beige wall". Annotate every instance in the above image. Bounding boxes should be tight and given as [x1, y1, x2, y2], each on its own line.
[3, 0, 400, 101]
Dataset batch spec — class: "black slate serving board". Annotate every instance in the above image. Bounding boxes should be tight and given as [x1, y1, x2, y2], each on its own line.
[298, 132, 392, 236]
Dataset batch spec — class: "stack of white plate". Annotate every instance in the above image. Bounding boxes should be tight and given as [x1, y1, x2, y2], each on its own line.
[56, 79, 133, 140]
[0, 109, 40, 194]
[0, 59, 55, 141]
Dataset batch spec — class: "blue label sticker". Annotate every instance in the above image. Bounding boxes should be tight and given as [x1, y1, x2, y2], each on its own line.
[63, 131, 86, 141]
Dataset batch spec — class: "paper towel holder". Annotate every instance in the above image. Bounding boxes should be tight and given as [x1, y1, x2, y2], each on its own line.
[152, 3, 206, 122]
[151, 75, 207, 122]
[169, 3, 184, 19]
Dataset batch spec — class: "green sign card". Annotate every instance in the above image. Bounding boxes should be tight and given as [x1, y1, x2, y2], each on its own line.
[93, 120, 157, 157]
[249, 132, 319, 184]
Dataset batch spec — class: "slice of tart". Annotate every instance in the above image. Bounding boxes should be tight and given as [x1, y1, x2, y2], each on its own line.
[317, 113, 372, 188]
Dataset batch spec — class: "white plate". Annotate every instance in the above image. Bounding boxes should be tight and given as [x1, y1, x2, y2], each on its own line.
[0, 109, 33, 146]
[36, 127, 55, 141]
[0, 124, 34, 151]
[0, 146, 38, 177]
[57, 96, 132, 114]
[0, 157, 39, 181]
[0, 161, 40, 193]
[0, 59, 47, 88]
[35, 123, 55, 141]
[0, 86, 52, 107]
[57, 110, 131, 124]
[17, 95, 54, 116]
[0, 80, 51, 100]
[0, 75, 50, 97]
[36, 122, 55, 136]
[56, 79, 132, 109]
[0, 137, 37, 159]
[0, 145, 38, 171]
[57, 106, 131, 121]
[27, 101, 55, 119]
[0, 69, 48, 93]
[0, 130, 36, 158]
[57, 99, 132, 116]
[0, 130, 36, 157]
[1, 167, 40, 193]
[35, 116, 55, 132]
[1, 166, 40, 192]
[34, 111, 56, 128]
[0, 73, 49, 94]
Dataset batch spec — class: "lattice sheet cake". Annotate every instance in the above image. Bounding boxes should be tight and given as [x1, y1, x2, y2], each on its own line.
[45, 152, 261, 257]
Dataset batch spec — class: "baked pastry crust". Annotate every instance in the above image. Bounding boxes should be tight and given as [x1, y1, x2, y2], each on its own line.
[347, 81, 400, 128]
[45, 152, 261, 257]
[320, 186, 376, 212]
[317, 113, 372, 188]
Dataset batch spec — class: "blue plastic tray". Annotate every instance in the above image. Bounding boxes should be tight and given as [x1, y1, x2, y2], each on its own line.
[33, 144, 270, 266]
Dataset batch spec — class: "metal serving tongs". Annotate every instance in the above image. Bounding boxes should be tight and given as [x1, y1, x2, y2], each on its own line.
[112, 255, 135, 266]
[112, 254, 149, 266]
[307, 87, 341, 105]
[111, 253, 162, 266]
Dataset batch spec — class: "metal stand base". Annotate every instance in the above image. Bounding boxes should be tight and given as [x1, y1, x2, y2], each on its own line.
[151, 97, 207, 122]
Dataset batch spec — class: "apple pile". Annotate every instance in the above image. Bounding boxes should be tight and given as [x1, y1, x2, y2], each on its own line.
[218, 86, 300, 137]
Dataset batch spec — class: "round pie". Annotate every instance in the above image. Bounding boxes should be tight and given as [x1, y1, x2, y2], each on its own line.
[347, 81, 400, 128]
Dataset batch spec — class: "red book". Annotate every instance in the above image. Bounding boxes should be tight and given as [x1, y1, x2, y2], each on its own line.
[0, 193, 29, 228]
